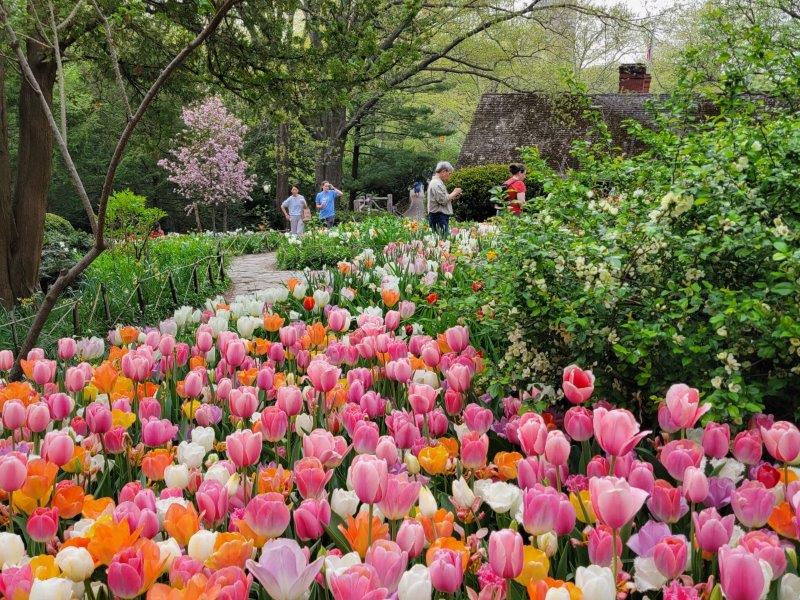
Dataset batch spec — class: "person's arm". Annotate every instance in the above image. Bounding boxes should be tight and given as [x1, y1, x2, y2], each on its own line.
[447, 187, 462, 201]
[315, 192, 325, 210]
[333, 186, 343, 197]
[281, 198, 290, 219]
[428, 180, 449, 208]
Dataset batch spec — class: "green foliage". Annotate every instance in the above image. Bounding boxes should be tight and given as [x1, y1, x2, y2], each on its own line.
[39, 213, 93, 291]
[106, 189, 168, 239]
[449, 164, 513, 222]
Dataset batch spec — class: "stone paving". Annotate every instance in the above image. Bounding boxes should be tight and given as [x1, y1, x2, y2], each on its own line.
[224, 252, 304, 300]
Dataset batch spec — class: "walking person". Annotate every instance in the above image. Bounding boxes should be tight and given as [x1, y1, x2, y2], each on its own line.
[427, 161, 462, 236]
[281, 185, 308, 236]
[504, 163, 527, 215]
[405, 180, 426, 221]
[315, 181, 342, 228]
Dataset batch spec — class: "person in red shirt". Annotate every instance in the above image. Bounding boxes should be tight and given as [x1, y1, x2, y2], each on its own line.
[503, 163, 527, 215]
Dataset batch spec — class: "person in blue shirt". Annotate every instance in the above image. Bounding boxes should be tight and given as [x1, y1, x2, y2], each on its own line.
[315, 181, 343, 228]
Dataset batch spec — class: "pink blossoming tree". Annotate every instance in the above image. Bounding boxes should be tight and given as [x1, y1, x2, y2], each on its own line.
[159, 96, 256, 231]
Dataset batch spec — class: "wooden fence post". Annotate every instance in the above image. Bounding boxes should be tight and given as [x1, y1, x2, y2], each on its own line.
[72, 301, 80, 336]
[10, 319, 19, 354]
[192, 265, 200, 293]
[168, 274, 179, 305]
[218, 253, 225, 280]
[136, 282, 146, 318]
[207, 259, 216, 287]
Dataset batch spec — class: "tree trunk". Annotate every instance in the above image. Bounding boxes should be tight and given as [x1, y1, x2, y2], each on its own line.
[10, 33, 57, 300]
[194, 204, 203, 232]
[0, 58, 14, 308]
[349, 124, 361, 211]
[222, 203, 227, 232]
[275, 121, 290, 211]
[311, 107, 347, 188]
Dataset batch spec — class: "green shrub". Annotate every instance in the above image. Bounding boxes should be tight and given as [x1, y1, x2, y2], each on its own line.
[106, 189, 168, 239]
[39, 213, 92, 291]
[448, 164, 509, 222]
[44, 212, 76, 236]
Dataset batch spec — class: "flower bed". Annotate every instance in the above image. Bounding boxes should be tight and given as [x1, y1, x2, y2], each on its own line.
[1, 226, 800, 600]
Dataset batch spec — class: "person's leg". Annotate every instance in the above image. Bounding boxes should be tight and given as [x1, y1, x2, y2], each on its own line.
[297, 217, 305, 235]
[290, 215, 301, 235]
[325, 216, 335, 228]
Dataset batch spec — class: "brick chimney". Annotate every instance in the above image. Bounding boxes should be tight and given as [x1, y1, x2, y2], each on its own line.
[618, 63, 651, 93]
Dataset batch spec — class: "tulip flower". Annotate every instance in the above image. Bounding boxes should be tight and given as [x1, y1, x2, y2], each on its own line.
[488, 529, 524, 579]
[226, 429, 263, 468]
[564, 406, 594, 441]
[693, 507, 734, 552]
[378, 473, 421, 520]
[521, 484, 562, 535]
[740, 530, 787, 580]
[517, 412, 548, 456]
[593, 407, 650, 457]
[107, 539, 169, 598]
[246, 538, 324, 600]
[0, 454, 27, 492]
[660, 439, 704, 481]
[733, 429, 763, 465]
[647, 480, 689, 524]
[562, 364, 595, 404]
[761, 421, 800, 464]
[27, 506, 59, 542]
[350, 454, 389, 504]
[719, 545, 771, 600]
[429, 548, 464, 594]
[732, 480, 775, 528]
[702, 422, 730, 458]
[663, 383, 710, 429]
[590, 476, 649, 530]
[293, 498, 331, 541]
[329, 563, 388, 600]
[575, 565, 616, 600]
[365, 539, 408, 592]
[587, 525, 622, 567]
[397, 518, 426, 558]
[652, 535, 688, 580]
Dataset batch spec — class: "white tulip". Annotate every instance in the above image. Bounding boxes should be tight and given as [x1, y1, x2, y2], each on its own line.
[418, 486, 437, 518]
[225, 472, 241, 496]
[157, 538, 182, 569]
[576, 565, 616, 600]
[452, 476, 476, 508]
[325, 552, 361, 589]
[545, 589, 571, 600]
[29, 578, 74, 600]
[475, 480, 522, 514]
[313, 289, 331, 310]
[164, 464, 190, 489]
[292, 283, 307, 299]
[453, 422, 470, 441]
[331, 488, 360, 518]
[398, 564, 432, 600]
[55, 547, 95, 581]
[156, 497, 189, 524]
[0, 532, 26, 568]
[404, 452, 420, 475]
[187, 530, 218, 563]
[780, 573, 800, 600]
[67, 518, 95, 539]
[412, 369, 439, 388]
[633, 556, 667, 592]
[295, 413, 313, 435]
[178, 440, 208, 468]
[536, 532, 558, 557]
[205, 462, 231, 485]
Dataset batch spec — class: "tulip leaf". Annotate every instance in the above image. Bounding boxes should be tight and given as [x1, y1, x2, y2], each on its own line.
[325, 513, 353, 554]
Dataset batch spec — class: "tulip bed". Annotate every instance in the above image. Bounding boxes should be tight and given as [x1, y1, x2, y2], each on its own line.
[2, 224, 800, 600]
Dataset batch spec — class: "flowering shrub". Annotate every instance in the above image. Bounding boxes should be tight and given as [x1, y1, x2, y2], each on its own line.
[3, 235, 800, 599]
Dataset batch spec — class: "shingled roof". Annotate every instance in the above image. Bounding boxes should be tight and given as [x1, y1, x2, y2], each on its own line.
[458, 92, 666, 172]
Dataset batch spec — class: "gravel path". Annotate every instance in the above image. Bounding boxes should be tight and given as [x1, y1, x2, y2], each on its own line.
[225, 252, 304, 300]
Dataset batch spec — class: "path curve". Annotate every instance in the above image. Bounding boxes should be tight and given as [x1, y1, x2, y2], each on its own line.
[225, 252, 304, 300]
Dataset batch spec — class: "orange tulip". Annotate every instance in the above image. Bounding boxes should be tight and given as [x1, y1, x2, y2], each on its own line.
[20, 359, 37, 381]
[287, 278, 300, 293]
[142, 448, 174, 481]
[263, 313, 285, 332]
[205, 532, 253, 569]
[87, 516, 140, 566]
[0, 381, 39, 409]
[134, 381, 159, 401]
[253, 338, 271, 356]
[83, 495, 115, 519]
[338, 511, 389, 558]
[418, 508, 455, 543]
[381, 288, 400, 308]
[12, 458, 58, 514]
[108, 345, 128, 368]
[436, 334, 452, 354]
[769, 502, 799, 540]
[53, 481, 85, 519]
[419, 443, 450, 475]
[93, 362, 119, 395]
[257, 465, 293, 496]
[120, 326, 139, 345]
[189, 355, 206, 371]
[528, 578, 583, 600]
[237, 367, 258, 386]
[164, 503, 201, 547]
[307, 322, 328, 347]
[439, 437, 459, 458]
[494, 451, 523, 480]
[425, 536, 470, 573]
[147, 574, 209, 600]
[62, 445, 89, 475]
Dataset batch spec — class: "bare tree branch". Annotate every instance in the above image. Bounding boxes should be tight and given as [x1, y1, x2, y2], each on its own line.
[89, 0, 133, 120]
[58, 0, 84, 31]
[48, 1, 67, 142]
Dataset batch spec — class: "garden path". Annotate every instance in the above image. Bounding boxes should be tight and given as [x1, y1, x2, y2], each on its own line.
[225, 252, 304, 300]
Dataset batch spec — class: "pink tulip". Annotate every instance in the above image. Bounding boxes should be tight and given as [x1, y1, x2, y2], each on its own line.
[85, 402, 112, 434]
[350, 454, 389, 504]
[261, 407, 289, 443]
[294, 457, 332, 499]
[277, 386, 303, 416]
[302, 429, 348, 468]
[41, 431, 74, 466]
[445, 363, 473, 393]
[460, 431, 489, 470]
[589, 476, 649, 530]
[463, 403, 493, 435]
[0, 565, 33, 600]
[226, 429, 263, 468]
[693, 507, 734, 552]
[396, 518, 425, 558]
[57, 337, 77, 360]
[647, 480, 688, 524]
[27, 506, 59, 541]
[702, 422, 730, 458]
[682, 466, 709, 503]
[121, 350, 153, 382]
[246, 538, 324, 600]
[2, 399, 25, 429]
[408, 383, 438, 415]
[488, 529, 524, 579]
[629, 460, 656, 495]
[293, 498, 331, 541]
[562, 364, 595, 405]
[545, 430, 571, 466]
[138, 397, 161, 421]
[196, 328, 213, 353]
[555, 497, 577, 535]
[141, 417, 179, 447]
[733, 430, 763, 465]
[64, 366, 86, 392]
[184, 370, 203, 397]
[242, 492, 290, 540]
[353, 421, 379, 454]
[657, 403, 681, 434]
[564, 406, 593, 441]
[517, 412, 548, 456]
[664, 383, 710, 429]
[429, 549, 464, 594]
[385, 359, 412, 383]
[660, 439, 704, 481]
[731, 480, 775, 528]
[216, 378, 233, 401]
[107, 545, 148, 599]
[46, 392, 73, 420]
[378, 473, 421, 520]
[739, 530, 786, 579]
[522, 484, 562, 535]
[444, 325, 469, 353]
[420, 342, 440, 368]
[329, 564, 387, 600]
[229, 388, 259, 420]
[32, 359, 56, 385]
[0, 349, 13, 370]
[761, 421, 800, 464]
[307, 360, 340, 393]
[0, 453, 27, 492]
[170, 556, 206, 588]
[365, 539, 408, 592]
[25, 401, 50, 432]
[593, 407, 650, 457]
[652, 535, 688, 580]
[205, 567, 252, 599]
[719, 545, 768, 600]
[587, 525, 622, 567]
[225, 339, 247, 367]
[196, 479, 229, 526]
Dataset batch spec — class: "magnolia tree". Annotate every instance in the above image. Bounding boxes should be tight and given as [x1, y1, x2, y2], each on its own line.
[159, 96, 256, 231]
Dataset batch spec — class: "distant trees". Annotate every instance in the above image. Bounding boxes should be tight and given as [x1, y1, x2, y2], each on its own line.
[159, 96, 256, 232]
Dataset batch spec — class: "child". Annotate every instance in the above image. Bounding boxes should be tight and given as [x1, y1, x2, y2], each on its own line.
[281, 186, 308, 235]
